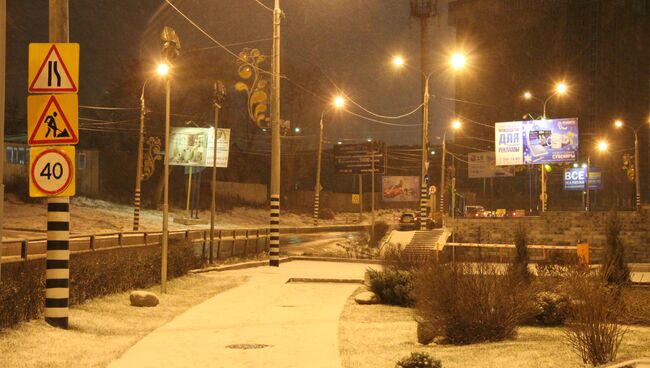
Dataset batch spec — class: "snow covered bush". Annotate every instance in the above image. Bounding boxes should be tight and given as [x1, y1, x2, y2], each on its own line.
[367, 268, 414, 307]
[533, 291, 570, 326]
[395, 352, 441, 368]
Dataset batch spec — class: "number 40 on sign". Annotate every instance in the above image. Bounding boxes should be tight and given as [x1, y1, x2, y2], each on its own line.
[29, 146, 75, 197]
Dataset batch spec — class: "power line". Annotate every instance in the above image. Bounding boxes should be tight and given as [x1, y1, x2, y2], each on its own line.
[252, 0, 273, 12]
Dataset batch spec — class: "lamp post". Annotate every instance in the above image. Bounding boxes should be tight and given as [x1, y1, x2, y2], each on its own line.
[439, 120, 461, 219]
[269, 0, 282, 267]
[159, 26, 180, 293]
[393, 52, 466, 230]
[210, 81, 226, 264]
[133, 67, 168, 231]
[522, 82, 568, 212]
[313, 96, 345, 226]
[586, 140, 608, 212]
[614, 120, 642, 210]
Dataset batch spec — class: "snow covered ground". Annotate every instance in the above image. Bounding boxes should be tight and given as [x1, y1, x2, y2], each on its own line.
[2, 194, 403, 239]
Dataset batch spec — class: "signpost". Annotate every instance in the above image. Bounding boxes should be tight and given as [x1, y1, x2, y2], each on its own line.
[28, 5, 79, 328]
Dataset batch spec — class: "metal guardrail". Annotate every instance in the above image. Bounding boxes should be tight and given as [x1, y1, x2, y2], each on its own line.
[0, 227, 270, 264]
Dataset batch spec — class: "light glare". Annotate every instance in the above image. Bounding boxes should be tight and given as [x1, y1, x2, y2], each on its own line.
[450, 53, 467, 70]
[597, 140, 608, 152]
[614, 120, 623, 128]
[156, 63, 170, 76]
[452, 120, 462, 130]
[555, 82, 568, 94]
[523, 91, 532, 99]
[334, 96, 345, 108]
[392, 56, 405, 67]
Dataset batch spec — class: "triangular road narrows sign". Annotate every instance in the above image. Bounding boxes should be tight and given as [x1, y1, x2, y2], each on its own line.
[28, 44, 78, 93]
[28, 95, 79, 145]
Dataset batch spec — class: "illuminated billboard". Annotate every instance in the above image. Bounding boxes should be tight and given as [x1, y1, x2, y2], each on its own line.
[564, 168, 602, 191]
[382, 176, 420, 202]
[468, 151, 515, 178]
[169, 127, 230, 168]
[495, 118, 578, 166]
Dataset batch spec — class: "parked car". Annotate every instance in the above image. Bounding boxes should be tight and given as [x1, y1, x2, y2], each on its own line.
[464, 205, 486, 218]
[398, 211, 436, 230]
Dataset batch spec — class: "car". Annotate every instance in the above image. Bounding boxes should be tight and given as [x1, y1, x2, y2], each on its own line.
[465, 205, 486, 218]
[398, 211, 436, 230]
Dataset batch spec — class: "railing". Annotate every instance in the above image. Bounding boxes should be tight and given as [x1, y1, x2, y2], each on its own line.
[0, 228, 270, 264]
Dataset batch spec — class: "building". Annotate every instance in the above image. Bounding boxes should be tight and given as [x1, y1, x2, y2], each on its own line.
[448, 0, 650, 210]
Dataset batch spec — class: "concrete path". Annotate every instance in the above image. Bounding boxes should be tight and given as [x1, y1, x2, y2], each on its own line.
[110, 261, 378, 368]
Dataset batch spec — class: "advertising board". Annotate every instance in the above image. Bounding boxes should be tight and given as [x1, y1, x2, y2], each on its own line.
[468, 151, 515, 178]
[334, 142, 384, 175]
[382, 176, 420, 202]
[564, 168, 602, 191]
[169, 127, 230, 168]
[496, 118, 579, 166]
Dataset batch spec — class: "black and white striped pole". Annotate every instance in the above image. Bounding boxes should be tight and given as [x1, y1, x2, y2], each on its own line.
[313, 111, 324, 227]
[269, 0, 281, 267]
[45, 196, 70, 328]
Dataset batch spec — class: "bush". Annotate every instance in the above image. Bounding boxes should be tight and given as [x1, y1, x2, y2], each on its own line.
[601, 212, 630, 286]
[563, 271, 627, 366]
[537, 251, 579, 277]
[414, 263, 531, 345]
[319, 208, 335, 220]
[0, 239, 199, 330]
[369, 221, 390, 247]
[509, 225, 531, 282]
[533, 291, 570, 326]
[395, 352, 441, 368]
[382, 246, 425, 273]
[367, 268, 414, 306]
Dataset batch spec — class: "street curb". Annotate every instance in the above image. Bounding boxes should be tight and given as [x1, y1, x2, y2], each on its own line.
[286, 277, 364, 284]
[189, 256, 381, 274]
[281, 224, 371, 234]
[190, 257, 293, 273]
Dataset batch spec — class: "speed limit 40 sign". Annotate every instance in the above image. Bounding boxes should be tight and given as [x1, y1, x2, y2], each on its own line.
[29, 146, 75, 197]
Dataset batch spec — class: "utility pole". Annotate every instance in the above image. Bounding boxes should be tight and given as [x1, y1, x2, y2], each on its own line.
[133, 82, 147, 231]
[371, 146, 375, 238]
[410, 0, 435, 230]
[0, 0, 5, 282]
[313, 112, 324, 226]
[269, 0, 281, 267]
[358, 174, 363, 223]
[210, 81, 226, 264]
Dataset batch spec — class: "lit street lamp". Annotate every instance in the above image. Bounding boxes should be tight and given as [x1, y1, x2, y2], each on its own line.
[393, 52, 467, 230]
[313, 96, 345, 226]
[440, 120, 461, 219]
[613, 119, 643, 210]
[133, 63, 169, 231]
[522, 81, 568, 212]
[586, 140, 608, 212]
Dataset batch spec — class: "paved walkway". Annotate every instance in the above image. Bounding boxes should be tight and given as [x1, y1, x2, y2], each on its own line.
[109, 261, 378, 368]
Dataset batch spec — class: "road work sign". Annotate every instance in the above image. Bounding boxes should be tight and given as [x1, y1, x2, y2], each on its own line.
[29, 146, 75, 197]
[28, 43, 79, 93]
[28, 94, 78, 145]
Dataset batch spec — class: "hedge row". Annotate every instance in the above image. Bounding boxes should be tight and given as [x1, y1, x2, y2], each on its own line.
[0, 240, 199, 330]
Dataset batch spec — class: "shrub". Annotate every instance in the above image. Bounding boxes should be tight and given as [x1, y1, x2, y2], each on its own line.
[319, 208, 335, 220]
[563, 271, 627, 366]
[537, 251, 579, 277]
[601, 212, 630, 286]
[509, 225, 531, 282]
[395, 352, 441, 368]
[414, 263, 531, 344]
[367, 268, 414, 306]
[0, 239, 199, 330]
[533, 291, 570, 326]
[382, 246, 425, 273]
[369, 221, 390, 247]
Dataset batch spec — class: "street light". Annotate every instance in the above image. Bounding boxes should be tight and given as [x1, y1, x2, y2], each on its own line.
[440, 119, 461, 220]
[159, 26, 180, 293]
[521, 81, 570, 213]
[613, 119, 642, 209]
[133, 63, 169, 231]
[586, 140, 608, 212]
[314, 96, 345, 226]
[393, 52, 467, 230]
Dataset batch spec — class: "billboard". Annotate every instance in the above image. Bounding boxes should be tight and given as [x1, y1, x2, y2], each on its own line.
[468, 151, 515, 178]
[334, 142, 385, 175]
[564, 168, 602, 191]
[496, 118, 579, 166]
[169, 127, 230, 168]
[382, 176, 420, 202]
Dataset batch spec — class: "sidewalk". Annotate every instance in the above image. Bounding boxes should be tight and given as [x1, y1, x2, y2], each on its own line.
[109, 261, 378, 368]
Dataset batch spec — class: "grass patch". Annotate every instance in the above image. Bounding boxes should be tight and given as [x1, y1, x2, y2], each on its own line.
[0, 272, 246, 368]
[338, 287, 650, 368]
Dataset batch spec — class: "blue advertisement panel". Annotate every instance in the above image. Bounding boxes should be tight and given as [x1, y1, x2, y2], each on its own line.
[522, 118, 579, 164]
[564, 168, 602, 191]
[496, 118, 579, 166]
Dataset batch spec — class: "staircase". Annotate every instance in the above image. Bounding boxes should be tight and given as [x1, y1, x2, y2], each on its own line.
[403, 229, 449, 258]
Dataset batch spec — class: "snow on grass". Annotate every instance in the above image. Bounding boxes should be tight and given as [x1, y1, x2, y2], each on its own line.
[3, 195, 404, 239]
[339, 287, 650, 368]
[0, 272, 246, 368]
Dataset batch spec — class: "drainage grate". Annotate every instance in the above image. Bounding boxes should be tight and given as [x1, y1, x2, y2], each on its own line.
[226, 344, 271, 350]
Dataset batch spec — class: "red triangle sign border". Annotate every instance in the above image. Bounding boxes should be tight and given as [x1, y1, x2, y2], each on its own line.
[28, 95, 79, 145]
[28, 44, 78, 93]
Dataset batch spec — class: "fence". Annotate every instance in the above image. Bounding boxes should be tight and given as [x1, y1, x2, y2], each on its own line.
[0, 228, 270, 264]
